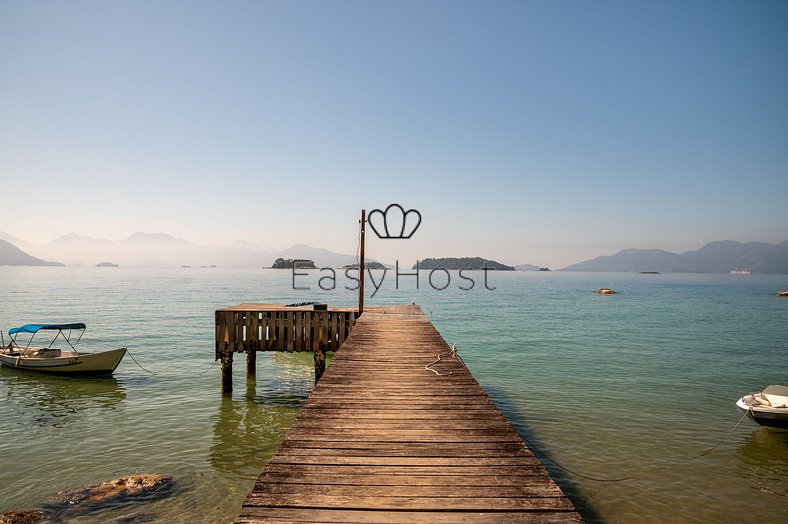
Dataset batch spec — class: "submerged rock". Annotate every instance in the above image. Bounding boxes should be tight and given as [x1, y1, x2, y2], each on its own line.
[50, 474, 173, 507]
[1, 475, 173, 523]
[0, 510, 50, 524]
[594, 287, 617, 294]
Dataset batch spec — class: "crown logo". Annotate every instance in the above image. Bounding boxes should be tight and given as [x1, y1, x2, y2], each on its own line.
[368, 204, 421, 239]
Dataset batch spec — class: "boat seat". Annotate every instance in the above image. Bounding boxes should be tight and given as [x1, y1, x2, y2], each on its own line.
[762, 385, 788, 408]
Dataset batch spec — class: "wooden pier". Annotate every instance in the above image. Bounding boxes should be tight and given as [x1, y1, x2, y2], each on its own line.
[233, 304, 582, 523]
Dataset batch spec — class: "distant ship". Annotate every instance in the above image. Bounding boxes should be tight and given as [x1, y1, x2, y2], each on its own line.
[730, 268, 751, 275]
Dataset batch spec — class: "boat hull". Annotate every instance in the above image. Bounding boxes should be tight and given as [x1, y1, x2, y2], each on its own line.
[0, 348, 127, 374]
[736, 398, 788, 429]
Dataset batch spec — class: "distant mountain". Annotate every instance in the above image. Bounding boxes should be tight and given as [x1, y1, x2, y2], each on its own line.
[8, 232, 367, 268]
[515, 264, 541, 271]
[0, 231, 37, 253]
[0, 239, 63, 266]
[562, 240, 788, 274]
[29, 232, 278, 267]
[415, 257, 515, 270]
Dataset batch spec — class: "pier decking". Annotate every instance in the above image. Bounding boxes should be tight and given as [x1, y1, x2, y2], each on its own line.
[235, 305, 581, 523]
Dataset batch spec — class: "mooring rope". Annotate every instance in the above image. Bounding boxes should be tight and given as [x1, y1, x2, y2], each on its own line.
[125, 348, 157, 375]
[198, 359, 220, 375]
[523, 408, 752, 483]
[443, 342, 753, 483]
[125, 349, 223, 377]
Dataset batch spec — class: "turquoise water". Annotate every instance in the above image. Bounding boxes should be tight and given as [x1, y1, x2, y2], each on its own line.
[0, 267, 786, 523]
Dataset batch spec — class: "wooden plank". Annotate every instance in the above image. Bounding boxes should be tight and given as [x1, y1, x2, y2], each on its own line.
[295, 311, 303, 350]
[253, 483, 564, 498]
[305, 312, 312, 352]
[236, 305, 581, 523]
[330, 311, 339, 351]
[243, 493, 575, 511]
[238, 508, 583, 524]
[276, 312, 284, 350]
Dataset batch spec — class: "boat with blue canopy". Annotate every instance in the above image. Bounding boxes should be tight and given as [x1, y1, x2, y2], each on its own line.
[0, 323, 126, 374]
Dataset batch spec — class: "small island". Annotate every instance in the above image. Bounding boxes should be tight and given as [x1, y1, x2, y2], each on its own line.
[414, 257, 515, 270]
[271, 258, 316, 269]
[95, 261, 119, 267]
[342, 261, 387, 270]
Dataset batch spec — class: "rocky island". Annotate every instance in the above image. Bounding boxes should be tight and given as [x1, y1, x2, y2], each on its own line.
[414, 257, 515, 270]
[271, 258, 317, 269]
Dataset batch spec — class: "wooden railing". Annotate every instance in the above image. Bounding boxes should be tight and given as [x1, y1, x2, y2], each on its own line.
[215, 304, 358, 392]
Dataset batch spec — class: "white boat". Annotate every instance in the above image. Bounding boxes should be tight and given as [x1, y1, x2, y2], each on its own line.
[0, 323, 126, 374]
[730, 268, 751, 275]
[736, 385, 788, 429]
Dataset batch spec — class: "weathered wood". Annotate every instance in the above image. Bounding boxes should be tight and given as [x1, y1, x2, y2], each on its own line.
[238, 508, 583, 524]
[236, 305, 581, 522]
[246, 340, 256, 377]
[220, 349, 233, 394]
[215, 305, 362, 394]
[314, 345, 326, 384]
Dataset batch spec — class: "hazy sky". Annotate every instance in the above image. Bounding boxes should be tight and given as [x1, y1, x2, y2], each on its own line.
[1, 1, 786, 267]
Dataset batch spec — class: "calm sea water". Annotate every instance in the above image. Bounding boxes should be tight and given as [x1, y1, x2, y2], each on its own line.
[0, 267, 786, 523]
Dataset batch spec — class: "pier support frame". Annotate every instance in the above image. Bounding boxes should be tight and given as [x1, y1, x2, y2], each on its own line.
[215, 305, 357, 394]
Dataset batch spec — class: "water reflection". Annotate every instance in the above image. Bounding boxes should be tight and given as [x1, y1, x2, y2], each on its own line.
[736, 428, 788, 498]
[0, 367, 126, 427]
[209, 391, 303, 479]
[482, 384, 600, 523]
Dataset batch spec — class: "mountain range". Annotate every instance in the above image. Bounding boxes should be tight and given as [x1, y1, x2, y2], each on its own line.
[562, 240, 788, 274]
[0, 239, 64, 266]
[2, 232, 787, 273]
[0, 231, 366, 268]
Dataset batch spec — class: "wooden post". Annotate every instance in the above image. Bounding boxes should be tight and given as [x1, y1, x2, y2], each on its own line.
[246, 344, 256, 377]
[359, 209, 365, 315]
[221, 350, 233, 394]
[246, 312, 256, 377]
[311, 311, 324, 384]
[314, 345, 326, 384]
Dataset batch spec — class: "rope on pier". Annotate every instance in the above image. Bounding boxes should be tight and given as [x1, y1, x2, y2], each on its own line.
[425, 342, 460, 376]
[425, 354, 452, 376]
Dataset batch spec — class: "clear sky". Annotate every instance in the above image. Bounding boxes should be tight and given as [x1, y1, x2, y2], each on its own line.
[1, 0, 786, 268]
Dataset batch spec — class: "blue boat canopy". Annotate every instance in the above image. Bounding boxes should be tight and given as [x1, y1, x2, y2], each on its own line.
[9, 323, 86, 335]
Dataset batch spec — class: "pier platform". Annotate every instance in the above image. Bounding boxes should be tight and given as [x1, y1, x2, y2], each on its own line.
[233, 305, 581, 523]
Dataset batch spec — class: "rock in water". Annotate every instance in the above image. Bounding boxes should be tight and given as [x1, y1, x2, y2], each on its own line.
[594, 288, 617, 294]
[51, 475, 173, 507]
[1, 475, 173, 523]
[0, 510, 50, 524]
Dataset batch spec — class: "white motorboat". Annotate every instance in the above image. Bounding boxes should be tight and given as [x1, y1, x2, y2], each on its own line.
[0, 323, 126, 374]
[736, 385, 788, 429]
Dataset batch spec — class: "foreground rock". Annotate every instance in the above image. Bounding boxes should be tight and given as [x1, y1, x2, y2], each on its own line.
[51, 474, 173, 507]
[0, 475, 173, 523]
[0, 510, 49, 524]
